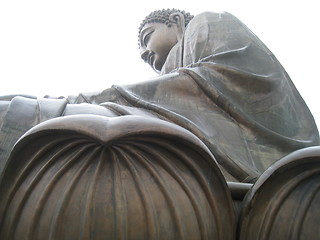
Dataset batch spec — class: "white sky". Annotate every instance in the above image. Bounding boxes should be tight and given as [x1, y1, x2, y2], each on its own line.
[0, 0, 319, 128]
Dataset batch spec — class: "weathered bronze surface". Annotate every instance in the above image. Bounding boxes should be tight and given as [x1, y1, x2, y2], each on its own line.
[0, 8, 319, 240]
[239, 146, 320, 239]
[0, 115, 235, 239]
[1, 11, 318, 182]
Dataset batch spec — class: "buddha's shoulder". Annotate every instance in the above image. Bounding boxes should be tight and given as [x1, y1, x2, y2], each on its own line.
[191, 11, 236, 24]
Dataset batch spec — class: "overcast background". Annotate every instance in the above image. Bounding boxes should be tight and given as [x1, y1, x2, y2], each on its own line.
[1, 0, 319, 128]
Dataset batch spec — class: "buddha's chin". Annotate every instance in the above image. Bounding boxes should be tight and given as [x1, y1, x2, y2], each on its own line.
[148, 62, 159, 73]
[153, 59, 164, 73]
[151, 65, 160, 74]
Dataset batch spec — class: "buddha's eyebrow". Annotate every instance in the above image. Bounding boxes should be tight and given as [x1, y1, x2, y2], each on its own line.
[140, 26, 153, 46]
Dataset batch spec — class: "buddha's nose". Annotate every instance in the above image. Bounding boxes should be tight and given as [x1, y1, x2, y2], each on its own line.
[140, 50, 149, 63]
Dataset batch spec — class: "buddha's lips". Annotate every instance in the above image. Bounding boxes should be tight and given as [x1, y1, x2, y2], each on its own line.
[148, 53, 155, 66]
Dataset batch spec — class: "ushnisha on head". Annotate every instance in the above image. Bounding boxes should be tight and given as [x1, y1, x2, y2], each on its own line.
[138, 9, 193, 73]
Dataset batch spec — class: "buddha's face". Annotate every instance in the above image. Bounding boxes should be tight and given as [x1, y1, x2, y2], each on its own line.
[139, 22, 180, 73]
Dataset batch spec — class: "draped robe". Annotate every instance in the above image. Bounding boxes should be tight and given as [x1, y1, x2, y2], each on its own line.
[0, 12, 318, 182]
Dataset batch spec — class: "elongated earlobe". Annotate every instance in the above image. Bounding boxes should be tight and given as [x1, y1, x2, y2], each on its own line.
[169, 12, 185, 40]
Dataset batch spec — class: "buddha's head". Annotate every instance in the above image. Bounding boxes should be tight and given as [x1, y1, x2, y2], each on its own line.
[138, 9, 193, 73]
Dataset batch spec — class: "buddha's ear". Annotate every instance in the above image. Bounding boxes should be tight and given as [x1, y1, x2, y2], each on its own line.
[169, 12, 185, 40]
